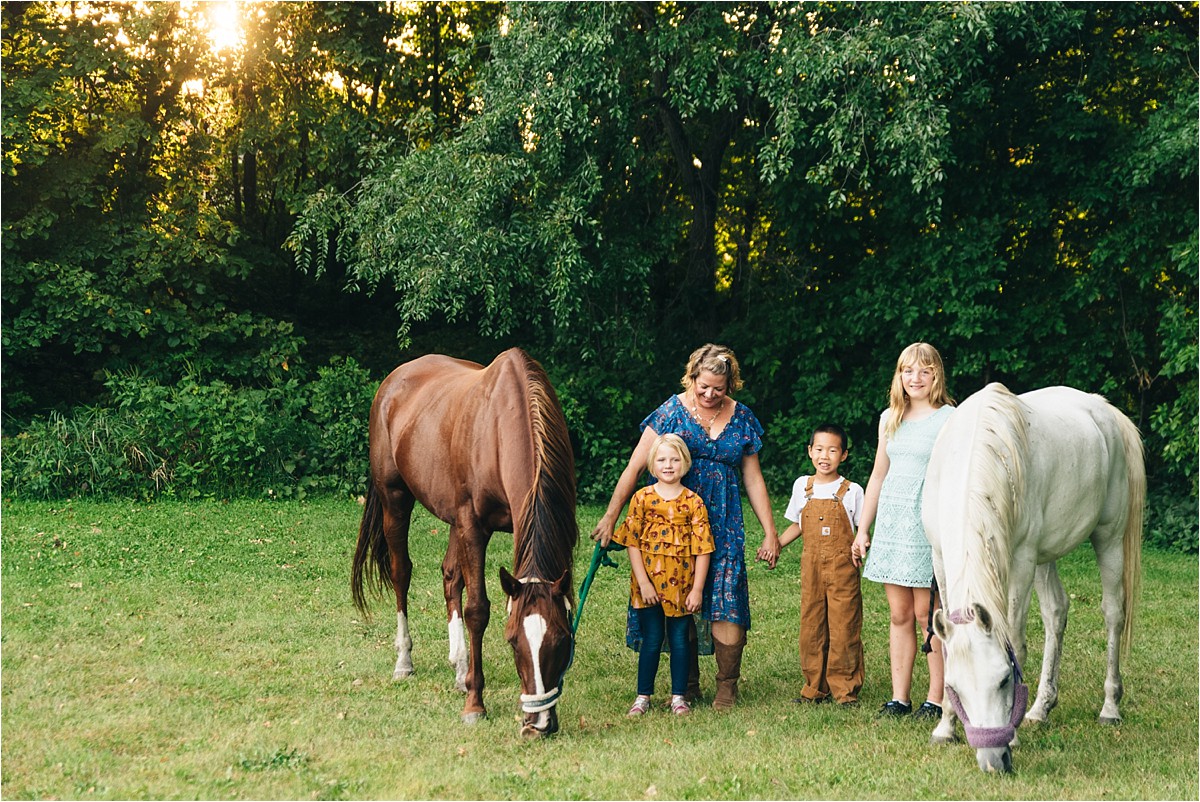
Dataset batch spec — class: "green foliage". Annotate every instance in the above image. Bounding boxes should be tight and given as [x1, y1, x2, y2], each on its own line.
[1, 360, 376, 501]
[3, 2, 1195, 556]
[1144, 487, 1200, 555]
[303, 357, 375, 496]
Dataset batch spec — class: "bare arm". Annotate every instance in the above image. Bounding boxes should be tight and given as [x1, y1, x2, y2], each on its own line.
[589, 426, 658, 546]
[742, 452, 780, 567]
[777, 521, 802, 550]
[853, 416, 890, 567]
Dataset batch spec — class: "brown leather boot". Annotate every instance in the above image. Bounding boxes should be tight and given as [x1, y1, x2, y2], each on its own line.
[712, 634, 745, 710]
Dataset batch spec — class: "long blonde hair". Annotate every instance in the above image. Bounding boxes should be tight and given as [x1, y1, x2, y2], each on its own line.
[883, 342, 955, 440]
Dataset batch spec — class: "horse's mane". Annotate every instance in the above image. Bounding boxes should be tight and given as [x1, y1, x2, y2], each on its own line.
[511, 351, 578, 600]
[960, 384, 1027, 649]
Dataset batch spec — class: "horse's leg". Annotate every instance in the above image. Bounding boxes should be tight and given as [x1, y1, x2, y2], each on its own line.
[1092, 527, 1127, 724]
[1006, 557, 1038, 749]
[382, 490, 417, 680]
[455, 518, 491, 724]
[1026, 562, 1068, 724]
[441, 533, 469, 692]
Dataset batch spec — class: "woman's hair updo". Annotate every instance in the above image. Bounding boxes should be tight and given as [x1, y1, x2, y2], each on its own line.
[681, 344, 743, 393]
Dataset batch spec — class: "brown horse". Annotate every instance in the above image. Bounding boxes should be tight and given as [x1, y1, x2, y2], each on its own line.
[351, 348, 578, 737]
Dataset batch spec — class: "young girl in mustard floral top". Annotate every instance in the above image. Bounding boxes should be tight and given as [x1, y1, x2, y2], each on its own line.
[614, 433, 715, 716]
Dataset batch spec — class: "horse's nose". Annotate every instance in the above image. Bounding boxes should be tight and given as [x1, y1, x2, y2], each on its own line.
[520, 708, 559, 739]
[976, 747, 1013, 773]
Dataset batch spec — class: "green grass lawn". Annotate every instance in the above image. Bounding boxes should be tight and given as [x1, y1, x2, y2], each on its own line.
[2, 496, 1196, 800]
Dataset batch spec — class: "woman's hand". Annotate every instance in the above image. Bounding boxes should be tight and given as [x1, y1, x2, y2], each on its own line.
[589, 515, 615, 547]
[756, 533, 781, 568]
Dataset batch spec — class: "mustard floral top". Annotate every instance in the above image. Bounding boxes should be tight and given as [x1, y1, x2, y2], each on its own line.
[614, 486, 716, 617]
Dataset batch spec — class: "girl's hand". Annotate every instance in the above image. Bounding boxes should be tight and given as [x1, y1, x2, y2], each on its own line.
[684, 586, 703, 613]
[852, 532, 870, 568]
[638, 579, 659, 606]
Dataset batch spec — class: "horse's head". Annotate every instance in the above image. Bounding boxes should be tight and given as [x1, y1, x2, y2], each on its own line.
[499, 567, 574, 739]
[933, 604, 1029, 773]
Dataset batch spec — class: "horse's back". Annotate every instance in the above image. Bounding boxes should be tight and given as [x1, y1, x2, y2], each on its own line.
[928, 383, 1138, 566]
[369, 349, 538, 526]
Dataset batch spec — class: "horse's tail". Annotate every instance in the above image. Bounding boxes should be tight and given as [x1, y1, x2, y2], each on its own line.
[351, 480, 392, 618]
[1116, 410, 1145, 657]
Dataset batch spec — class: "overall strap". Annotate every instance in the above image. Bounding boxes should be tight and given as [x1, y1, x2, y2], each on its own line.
[834, 478, 851, 502]
[804, 475, 816, 499]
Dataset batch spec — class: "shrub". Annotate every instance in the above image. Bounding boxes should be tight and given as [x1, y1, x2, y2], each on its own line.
[1, 361, 377, 501]
[1143, 486, 1199, 554]
[304, 357, 375, 496]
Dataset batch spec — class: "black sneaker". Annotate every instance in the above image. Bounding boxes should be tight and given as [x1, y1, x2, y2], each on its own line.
[913, 701, 942, 719]
[877, 699, 913, 717]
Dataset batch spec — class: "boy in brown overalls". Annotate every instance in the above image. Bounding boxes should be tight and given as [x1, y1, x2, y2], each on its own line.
[778, 423, 865, 705]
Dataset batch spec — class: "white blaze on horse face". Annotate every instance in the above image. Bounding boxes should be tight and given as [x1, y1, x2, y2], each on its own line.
[523, 613, 551, 730]
[393, 611, 414, 679]
[447, 611, 468, 692]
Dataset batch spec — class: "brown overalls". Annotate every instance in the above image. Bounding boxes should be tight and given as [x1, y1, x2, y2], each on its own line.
[797, 476, 864, 703]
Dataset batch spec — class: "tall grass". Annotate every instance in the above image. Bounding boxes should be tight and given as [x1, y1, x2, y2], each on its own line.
[2, 497, 1196, 800]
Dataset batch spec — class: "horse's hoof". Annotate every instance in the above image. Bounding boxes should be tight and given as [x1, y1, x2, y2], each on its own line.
[1099, 715, 1122, 726]
[455, 681, 468, 693]
[461, 711, 487, 725]
[1023, 713, 1048, 726]
[929, 733, 958, 746]
[392, 670, 414, 681]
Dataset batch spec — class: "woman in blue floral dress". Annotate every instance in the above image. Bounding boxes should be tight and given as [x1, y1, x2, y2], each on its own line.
[592, 344, 780, 709]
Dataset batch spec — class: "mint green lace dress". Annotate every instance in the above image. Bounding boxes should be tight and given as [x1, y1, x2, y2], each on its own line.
[863, 405, 954, 587]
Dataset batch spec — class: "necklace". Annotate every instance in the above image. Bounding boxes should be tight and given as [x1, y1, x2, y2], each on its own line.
[689, 394, 725, 434]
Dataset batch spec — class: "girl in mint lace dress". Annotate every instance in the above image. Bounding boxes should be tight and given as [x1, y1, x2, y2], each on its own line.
[853, 342, 955, 720]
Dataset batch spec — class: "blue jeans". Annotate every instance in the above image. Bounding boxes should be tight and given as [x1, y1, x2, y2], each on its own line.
[636, 606, 691, 696]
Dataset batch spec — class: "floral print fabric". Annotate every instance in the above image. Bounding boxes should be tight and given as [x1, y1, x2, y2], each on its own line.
[640, 394, 763, 627]
[614, 486, 716, 617]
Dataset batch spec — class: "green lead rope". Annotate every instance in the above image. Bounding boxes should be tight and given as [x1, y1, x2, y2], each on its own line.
[571, 541, 624, 634]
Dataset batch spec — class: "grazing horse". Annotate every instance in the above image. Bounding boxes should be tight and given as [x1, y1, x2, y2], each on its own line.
[351, 348, 578, 738]
[923, 383, 1144, 772]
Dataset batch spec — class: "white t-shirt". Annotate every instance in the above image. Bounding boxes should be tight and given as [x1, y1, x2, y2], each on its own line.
[784, 475, 865, 529]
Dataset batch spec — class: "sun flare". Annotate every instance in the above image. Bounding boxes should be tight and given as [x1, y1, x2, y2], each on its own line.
[203, 0, 243, 53]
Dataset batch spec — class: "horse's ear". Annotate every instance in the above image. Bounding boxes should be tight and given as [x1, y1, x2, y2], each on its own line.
[932, 609, 953, 642]
[499, 567, 521, 598]
[972, 603, 993, 634]
[551, 570, 570, 598]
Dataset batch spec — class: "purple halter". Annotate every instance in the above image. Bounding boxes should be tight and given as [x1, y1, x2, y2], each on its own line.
[944, 609, 1029, 750]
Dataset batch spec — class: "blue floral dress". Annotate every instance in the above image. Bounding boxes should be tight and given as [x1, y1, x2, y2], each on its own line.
[625, 394, 764, 652]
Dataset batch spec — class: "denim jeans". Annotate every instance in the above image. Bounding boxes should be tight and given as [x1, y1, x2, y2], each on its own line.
[636, 605, 692, 696]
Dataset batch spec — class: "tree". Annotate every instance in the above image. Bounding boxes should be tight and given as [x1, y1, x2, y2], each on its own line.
[1, 2, 501, 418]
[292, 2, 1195, 501]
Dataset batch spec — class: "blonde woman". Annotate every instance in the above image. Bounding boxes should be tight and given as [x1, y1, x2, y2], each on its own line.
[592, 344, 779, 709]
[852, 342, 955, 719]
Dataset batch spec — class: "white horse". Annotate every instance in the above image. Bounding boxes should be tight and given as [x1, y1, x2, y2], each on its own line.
[923, 383, 1144, 773]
